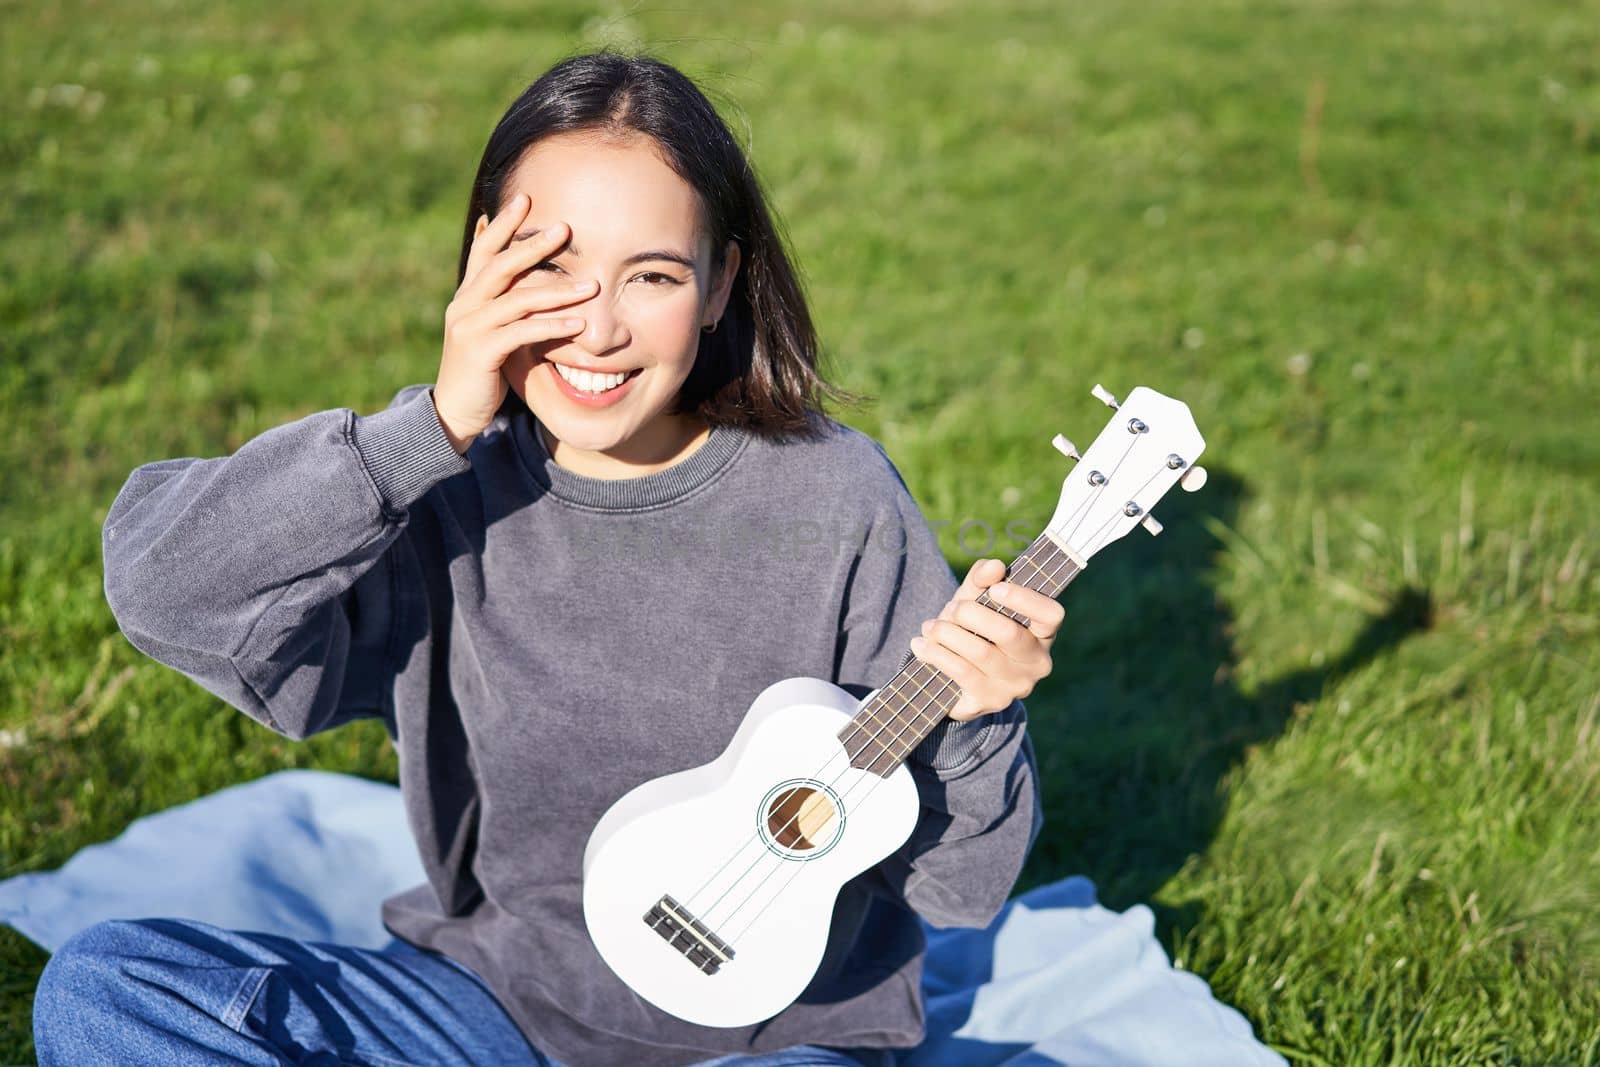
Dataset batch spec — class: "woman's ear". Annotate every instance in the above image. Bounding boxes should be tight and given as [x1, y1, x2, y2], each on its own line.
[709, 239, 741, 321]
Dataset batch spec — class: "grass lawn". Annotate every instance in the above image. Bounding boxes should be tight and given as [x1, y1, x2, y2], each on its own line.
[3, 0, 1598, 1062]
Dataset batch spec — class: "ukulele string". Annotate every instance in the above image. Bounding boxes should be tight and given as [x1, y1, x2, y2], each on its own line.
[732, 444, 1174, 940]
[681, 514, 1086, 941]
[691, 530, 1081, 932]
[1061, 434, 1137, 551]
[666, 530, 1070, 931]
[667, 661, 950, 934]
[651, 637, 950, 928]
[717, 666, 965, 939]
[710, 528, 1081, 941]
[1073, 448, 1169, 560]
[658, 437, 1143, 941]
[753, 437, 1132, 882]
[695, 523, 1076, 927]
[723, 536, 1084, 944]
[674, 434, 1134, 926]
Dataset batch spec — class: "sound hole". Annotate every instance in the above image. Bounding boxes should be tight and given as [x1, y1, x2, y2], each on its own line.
[765, 786, 837, 850]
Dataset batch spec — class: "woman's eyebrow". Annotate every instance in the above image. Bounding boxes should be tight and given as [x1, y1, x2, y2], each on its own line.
[510, 228, 696, 270]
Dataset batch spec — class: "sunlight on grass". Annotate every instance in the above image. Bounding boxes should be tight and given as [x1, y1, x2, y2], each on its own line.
[3, 0, 1598, 1062]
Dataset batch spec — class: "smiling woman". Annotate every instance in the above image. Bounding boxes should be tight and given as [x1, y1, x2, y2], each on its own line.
[52, 48, 1059, 1067]
[438, 54, 862, 482]
[472, 132, 737, 478]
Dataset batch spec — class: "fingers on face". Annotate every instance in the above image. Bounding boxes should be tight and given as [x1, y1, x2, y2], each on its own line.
[466, 193, 530, 280]
[468, 195, 578, 297]
[508, 314, 587, 346]
[496, 272, 595, 324]
[486, 223, 569, 298]
[467, 277, 587, 339]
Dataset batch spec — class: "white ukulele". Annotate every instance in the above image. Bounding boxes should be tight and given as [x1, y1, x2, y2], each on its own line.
[582, 384, 1207, 1027]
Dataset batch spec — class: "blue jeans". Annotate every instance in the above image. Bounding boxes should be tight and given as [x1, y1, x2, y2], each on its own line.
[32, 917, 882, 1066]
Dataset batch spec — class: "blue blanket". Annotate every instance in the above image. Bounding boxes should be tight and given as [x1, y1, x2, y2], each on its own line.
[1, 770, 1283, 1066]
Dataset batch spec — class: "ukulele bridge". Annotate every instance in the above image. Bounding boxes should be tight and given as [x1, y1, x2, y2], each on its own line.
[643, 894, 736, 975]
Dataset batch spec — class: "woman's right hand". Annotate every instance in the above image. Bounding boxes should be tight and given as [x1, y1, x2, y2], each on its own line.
[432, 191, 596, 453]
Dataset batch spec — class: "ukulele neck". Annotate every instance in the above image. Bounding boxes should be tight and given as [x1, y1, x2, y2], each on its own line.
[837, 530, 1083, 777]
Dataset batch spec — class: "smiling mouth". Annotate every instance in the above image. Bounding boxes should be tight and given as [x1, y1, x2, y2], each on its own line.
[549, 361, 642, 395]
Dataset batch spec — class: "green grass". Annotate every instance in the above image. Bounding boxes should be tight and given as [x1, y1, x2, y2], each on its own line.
[3, 0, 1599, 1062]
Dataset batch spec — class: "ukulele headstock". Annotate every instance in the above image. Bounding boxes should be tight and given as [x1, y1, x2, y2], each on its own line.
[1043, 384, 1207, 563]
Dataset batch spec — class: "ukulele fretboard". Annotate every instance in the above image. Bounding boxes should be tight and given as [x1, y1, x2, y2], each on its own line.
[838, 530, 1081, 777]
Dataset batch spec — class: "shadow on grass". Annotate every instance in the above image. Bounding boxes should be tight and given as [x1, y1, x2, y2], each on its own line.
[1011, 467, 1434, 919]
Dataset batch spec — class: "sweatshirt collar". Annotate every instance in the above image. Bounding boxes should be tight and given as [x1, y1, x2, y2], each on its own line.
[511, 409, 751, 511]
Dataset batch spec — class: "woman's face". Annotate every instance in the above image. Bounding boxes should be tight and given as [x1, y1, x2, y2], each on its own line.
[478, 131, 739, 473]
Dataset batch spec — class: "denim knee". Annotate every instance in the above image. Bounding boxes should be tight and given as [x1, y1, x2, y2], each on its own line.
[36, 919, 150, 1006]
[33, 919, 149, 1051]
[34, 916, 272, 1067]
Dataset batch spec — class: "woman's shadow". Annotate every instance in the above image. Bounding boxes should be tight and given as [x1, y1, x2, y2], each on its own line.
[881, 468, 1432, 1063]
[1014, 466, 1432, 912]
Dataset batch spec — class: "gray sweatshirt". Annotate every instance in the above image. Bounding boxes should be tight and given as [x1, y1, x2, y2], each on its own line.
[101, 383, 1043, 1066]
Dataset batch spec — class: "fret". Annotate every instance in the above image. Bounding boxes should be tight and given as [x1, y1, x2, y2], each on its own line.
[838, 531, 1083, 776]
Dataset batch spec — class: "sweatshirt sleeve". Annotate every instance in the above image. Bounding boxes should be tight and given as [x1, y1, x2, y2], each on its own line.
[101, 384, 472, 741]
[832, 439, 1045, 930]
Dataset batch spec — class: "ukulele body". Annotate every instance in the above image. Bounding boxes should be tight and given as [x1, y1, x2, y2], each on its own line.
[581, 675, 920, 1028]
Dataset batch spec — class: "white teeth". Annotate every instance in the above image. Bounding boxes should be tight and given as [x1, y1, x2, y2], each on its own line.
[554, 363, 630, 393]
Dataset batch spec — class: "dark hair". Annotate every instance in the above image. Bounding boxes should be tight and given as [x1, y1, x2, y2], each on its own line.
[457, 49, 863, 441]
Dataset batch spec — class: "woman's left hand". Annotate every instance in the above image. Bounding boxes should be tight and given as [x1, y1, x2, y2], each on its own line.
[907, 558, 1064, 722]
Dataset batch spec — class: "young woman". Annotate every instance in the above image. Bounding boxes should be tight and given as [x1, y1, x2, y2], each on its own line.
[35, 50, 1062, 1067]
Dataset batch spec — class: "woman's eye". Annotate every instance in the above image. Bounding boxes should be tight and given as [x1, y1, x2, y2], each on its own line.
[526, 264, 678, 286]
[511, 262, 562, 288]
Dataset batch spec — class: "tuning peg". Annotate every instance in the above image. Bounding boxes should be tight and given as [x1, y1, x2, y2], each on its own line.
[1091, 383, 1120, 410]
[1141, 515, 1164, 536]
[1051, 434, 1080, 461]
[1180, 465, 1208, 492]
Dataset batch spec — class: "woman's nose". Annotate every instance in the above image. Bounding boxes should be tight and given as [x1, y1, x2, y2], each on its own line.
[571, 284, 629, 352]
